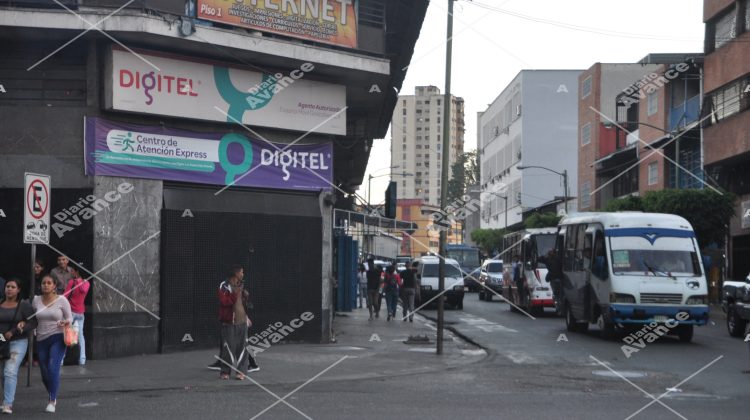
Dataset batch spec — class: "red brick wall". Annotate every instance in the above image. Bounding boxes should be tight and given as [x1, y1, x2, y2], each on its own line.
[703, 111, 750, 165]
[704, 33, 750, 93]
[578, 64, 601, 210]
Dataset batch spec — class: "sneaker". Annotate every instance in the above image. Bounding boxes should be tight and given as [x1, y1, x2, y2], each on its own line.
[207, 360, 222, 371]
[2, 406, 12, 414]
[247, 366, 260, 373]
[45, 402, 55, 413]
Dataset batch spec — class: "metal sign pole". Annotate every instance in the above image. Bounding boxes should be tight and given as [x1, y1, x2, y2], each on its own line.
[27, 243, 35, 386]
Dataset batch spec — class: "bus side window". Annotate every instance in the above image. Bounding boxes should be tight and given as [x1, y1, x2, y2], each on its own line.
[574, 224, 587, 271]
[582, 231, 592, 272]
[564, 225, 576, 271]
[592, 230, 608, 280]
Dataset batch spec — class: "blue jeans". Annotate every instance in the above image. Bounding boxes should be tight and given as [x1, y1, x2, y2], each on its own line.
[1, 340, 28, 407]
[384, 288, 399, 317]
[37, 334, 66, 401]
[72, 312, 86, 364]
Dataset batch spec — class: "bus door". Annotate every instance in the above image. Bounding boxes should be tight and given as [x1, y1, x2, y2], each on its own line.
[564, 223, 590, 319]
[586, 225, 611, 313]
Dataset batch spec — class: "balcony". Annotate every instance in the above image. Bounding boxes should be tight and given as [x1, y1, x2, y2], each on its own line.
[669, 95, 700, 132]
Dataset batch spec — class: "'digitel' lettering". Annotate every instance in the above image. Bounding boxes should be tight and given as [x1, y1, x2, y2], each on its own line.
[119, 69, 199, 105]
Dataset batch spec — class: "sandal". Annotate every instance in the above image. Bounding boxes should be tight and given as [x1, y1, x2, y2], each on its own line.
[235, 374, 246, 381]
[220, 373, 229, 380]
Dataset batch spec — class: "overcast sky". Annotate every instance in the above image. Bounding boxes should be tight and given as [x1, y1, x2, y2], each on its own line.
[359, 0, 704, 206]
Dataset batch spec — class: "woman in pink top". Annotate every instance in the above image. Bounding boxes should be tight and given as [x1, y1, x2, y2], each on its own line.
[63, 266, 90, 366]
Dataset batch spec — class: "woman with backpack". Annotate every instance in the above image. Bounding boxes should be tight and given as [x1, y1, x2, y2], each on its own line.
[383, 265, 402, 321]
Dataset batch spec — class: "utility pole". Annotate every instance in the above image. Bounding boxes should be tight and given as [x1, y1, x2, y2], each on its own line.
[437, 0, 454, 355]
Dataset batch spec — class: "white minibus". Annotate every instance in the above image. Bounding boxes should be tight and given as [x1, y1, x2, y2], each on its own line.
[556, 212, 709, 341]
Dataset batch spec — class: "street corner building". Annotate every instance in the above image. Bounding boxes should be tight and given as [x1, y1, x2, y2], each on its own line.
[0, 0, 428, 359]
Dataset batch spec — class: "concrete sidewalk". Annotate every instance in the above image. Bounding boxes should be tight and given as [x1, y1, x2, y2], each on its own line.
[15, 305, 486, 400]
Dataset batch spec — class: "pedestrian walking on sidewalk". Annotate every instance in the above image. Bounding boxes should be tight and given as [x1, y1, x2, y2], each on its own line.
[357, 264, 367, 309]
[62, 266, 90, 366]
[218, 272, 251, 380]
[400, 262, 418, 322]
[0, 278, 37, 414]
[366, 259, 381, 320]
[32, 275, 73, 413]
[49, 256, 72, 296]
[209, 265, 260, 373]
[383, 265, 401, 321]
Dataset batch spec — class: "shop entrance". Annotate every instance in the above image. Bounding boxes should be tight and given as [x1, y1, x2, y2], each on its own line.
[160, 188, 323, 352]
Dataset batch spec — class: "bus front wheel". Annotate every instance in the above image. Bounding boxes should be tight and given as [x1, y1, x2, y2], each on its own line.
[565, 302, 588, 333]
[677, 325, 693, 343]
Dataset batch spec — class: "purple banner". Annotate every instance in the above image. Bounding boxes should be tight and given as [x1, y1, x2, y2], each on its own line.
[84, 117, 333, 191]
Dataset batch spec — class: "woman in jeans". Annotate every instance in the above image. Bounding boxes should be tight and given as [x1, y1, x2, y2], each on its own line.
[63, 266, 90, 366]
[32, 275, 72, 413]
[383, 265, 401, 321]
[0, 278, 37, 414]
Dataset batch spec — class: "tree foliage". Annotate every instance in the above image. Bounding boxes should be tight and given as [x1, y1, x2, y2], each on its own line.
[470, 228, 505, 255]
[603, 189, 735, 247]
[524, 212, 562, 229]
[447, 150, 480, 204]
[603, 195, 643, 212]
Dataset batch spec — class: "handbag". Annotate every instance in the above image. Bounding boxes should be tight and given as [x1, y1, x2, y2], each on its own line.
[64, 322, 79, 347]
[0, 302, 21, 360]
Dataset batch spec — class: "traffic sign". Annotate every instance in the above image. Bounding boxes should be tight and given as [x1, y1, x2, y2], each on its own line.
[24, 172, 51, 244]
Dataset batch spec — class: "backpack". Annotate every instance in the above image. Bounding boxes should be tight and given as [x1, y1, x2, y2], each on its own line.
[384, 273, 399, 289]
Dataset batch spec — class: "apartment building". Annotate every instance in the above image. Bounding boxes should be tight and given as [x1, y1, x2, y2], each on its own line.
[702, 0, 750, 278]
[587, 55, 703, 210]
[578, 63, 665, 210]
[478, 70, 581, 229]
[390, 86, 465, 206]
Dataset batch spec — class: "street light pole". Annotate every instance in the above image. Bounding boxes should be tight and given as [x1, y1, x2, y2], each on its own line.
[517, 165, 569, 214]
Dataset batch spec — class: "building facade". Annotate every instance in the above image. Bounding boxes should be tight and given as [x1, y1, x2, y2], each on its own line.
[0, 0, 428, 358]
[702, 0, 750, 279]
[587, 55, 704, 211]
[478, 70, 581, 230]
[577, 63, 664, 211]
[390, 86, 465, 206]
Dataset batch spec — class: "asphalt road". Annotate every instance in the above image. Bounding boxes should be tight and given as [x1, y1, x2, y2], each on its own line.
[16, 294, 749, 420]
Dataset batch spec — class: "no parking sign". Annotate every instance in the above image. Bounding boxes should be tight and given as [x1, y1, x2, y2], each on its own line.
[23, 172, 51, 244]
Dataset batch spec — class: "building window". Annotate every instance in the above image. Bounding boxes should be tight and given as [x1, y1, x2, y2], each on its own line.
[582, 76, 592, 99]
[581, 123, 591, 146]
[402, 108, 406, 115]
[648, 162, 658, 185]
[580, 181, 591, 209]
[402, 154, 406, 160]
[402, 180, 406, 188]
[714, 8, 737, 50]
[647, 91, 658, 116]
[705, 76, 749, 124]
[402, 144, 406, 150]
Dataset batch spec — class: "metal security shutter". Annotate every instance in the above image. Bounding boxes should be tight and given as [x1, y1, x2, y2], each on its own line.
[160, 208, 322, 352]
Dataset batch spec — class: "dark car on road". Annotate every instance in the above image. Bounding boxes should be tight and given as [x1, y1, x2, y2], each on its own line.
[723, 272, 750, 337]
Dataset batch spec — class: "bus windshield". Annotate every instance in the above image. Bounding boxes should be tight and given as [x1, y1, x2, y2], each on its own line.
[609, 236, 701, 276]
[534, 234, 556, 268]
[446, 249, 480, 268]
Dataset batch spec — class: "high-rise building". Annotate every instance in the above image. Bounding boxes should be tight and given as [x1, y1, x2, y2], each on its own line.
[702, 0, 750, 278]
[390, 86, 465, 206]
[478, 70, 581, 229]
